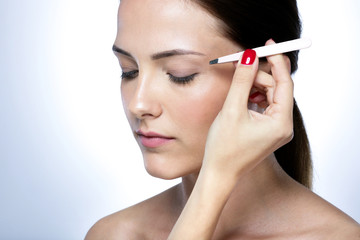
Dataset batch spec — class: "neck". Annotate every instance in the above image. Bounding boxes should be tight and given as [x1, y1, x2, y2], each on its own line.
[179, 154, 300, 234]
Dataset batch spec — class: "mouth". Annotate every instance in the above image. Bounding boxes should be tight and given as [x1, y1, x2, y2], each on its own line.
[136, 130, 175, 148]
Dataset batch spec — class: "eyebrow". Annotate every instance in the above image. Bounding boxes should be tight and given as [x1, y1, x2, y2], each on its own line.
[112, 45, 206, 60]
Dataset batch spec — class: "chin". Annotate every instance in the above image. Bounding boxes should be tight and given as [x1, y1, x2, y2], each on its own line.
[146, 168, 181, 180]
[142, 153, 201, 180]
[144, 161, 184, 180]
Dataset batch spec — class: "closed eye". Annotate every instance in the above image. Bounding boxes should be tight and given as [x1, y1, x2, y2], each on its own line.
[121, 70, 198, 85]
[167, 73, 198, 84]
[121, 70, 138, 80]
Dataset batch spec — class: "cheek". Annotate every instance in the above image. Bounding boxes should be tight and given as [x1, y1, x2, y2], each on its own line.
[178, 69, 234, 131]
[171, 78, 231, 139]
[185, 90, 225, 125]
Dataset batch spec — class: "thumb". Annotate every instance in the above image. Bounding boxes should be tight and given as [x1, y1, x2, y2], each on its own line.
[223, 49, 259, 113]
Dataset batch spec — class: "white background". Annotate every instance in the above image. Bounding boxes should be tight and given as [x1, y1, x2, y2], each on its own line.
[0, 0, 359, 239]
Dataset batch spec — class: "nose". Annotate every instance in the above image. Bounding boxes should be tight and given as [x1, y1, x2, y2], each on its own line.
[127, 73, 162, 120]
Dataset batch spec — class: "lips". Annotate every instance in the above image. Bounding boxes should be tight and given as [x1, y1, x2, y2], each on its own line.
[136, 130, 175, 148]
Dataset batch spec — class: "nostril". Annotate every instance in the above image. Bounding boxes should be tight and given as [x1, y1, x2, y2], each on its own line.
[125, 75, 163, 119]
[128, 96, 162, 120]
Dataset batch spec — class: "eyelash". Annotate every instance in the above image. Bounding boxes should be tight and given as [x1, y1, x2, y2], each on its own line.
[121, 70, 138, 80]
[167, 73, 197, 84]
[121, 70, 197, 84]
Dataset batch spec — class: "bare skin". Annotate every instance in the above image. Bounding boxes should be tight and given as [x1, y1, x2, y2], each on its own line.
[85, 0, 360, 239]
[86, 158, 360, 239]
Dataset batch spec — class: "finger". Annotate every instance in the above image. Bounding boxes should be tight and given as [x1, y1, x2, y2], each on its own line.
[223, 49, 259, 114]
[265, 40, 294, 118]
[252, 70, 275, 104]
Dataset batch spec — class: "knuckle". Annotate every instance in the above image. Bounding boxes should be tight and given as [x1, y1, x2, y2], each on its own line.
[268, 54, 290, 70]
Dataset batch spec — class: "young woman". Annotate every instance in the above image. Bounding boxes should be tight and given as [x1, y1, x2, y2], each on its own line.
[86, 0, 360, 239]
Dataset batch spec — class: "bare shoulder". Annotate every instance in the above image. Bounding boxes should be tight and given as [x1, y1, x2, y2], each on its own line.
[321, 209, 360, 239]
[296, 187, 360, 239]
[335, 222, 360, 239]
[84, 184, 181, 240]
[84, 208, 137, 240]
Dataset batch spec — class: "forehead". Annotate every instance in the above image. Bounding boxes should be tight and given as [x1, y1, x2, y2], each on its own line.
[116, 0, 229, 56]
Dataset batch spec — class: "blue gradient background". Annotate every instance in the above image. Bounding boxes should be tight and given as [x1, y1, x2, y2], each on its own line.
[1, 0, 359, 239]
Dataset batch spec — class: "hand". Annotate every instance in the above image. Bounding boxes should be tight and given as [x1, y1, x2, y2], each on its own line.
[168, 40, 295, 240]
[202, 39, 294, 181]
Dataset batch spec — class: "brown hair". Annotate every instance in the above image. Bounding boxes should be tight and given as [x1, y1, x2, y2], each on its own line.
[193, 0, 313, 188]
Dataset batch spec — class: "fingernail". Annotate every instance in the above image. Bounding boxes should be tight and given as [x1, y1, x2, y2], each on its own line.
[241, 49, 256, 65]
[249, 91, 266, 104]
[249, 91, 261, 100]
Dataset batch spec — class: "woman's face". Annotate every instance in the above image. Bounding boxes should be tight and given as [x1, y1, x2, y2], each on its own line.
[114, 0, 240, 179]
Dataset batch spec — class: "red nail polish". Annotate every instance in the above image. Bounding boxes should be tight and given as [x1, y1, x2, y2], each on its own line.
[249, 91, 266, 103]
[241, 49, 256, 65]
[249, 91, 261, 100]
